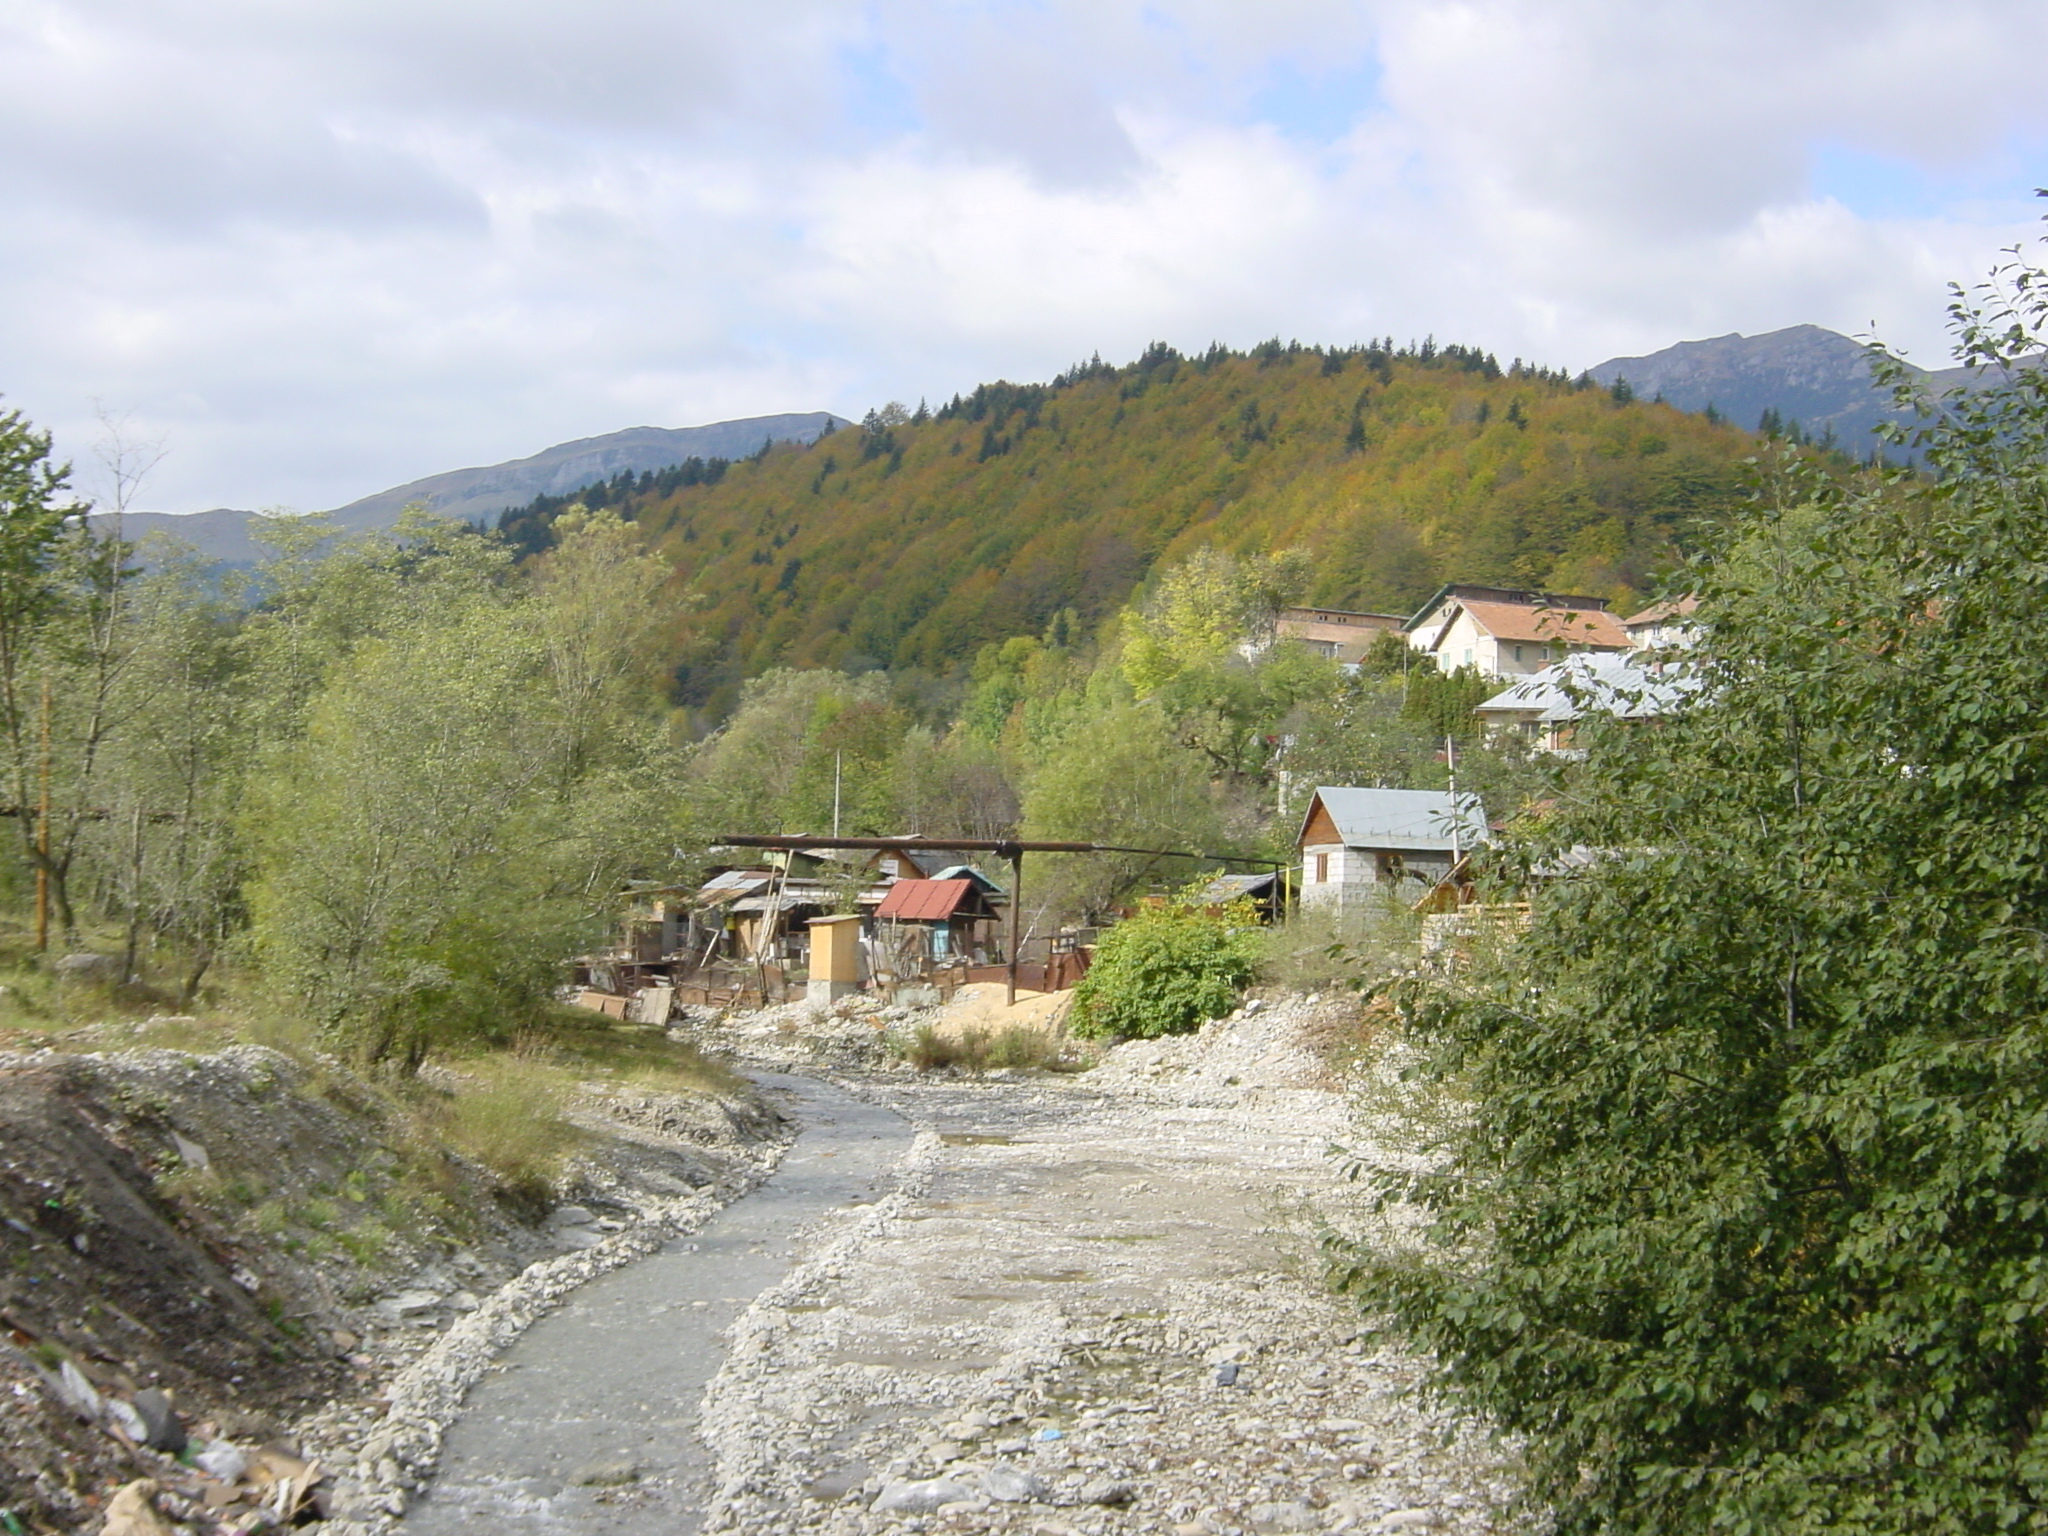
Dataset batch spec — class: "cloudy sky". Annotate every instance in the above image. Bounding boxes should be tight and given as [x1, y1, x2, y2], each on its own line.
[6, 0, 2048, 513]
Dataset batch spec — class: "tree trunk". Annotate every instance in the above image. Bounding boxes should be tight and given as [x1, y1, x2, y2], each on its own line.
[178, 949, 211, 1010]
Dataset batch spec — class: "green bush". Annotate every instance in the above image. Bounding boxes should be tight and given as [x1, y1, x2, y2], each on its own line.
[1331, 248, 2048, 1534]
[1068, 900, 1256, 1040]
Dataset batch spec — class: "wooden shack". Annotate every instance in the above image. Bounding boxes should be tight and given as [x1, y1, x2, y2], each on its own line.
[873, 877, 1003, 963]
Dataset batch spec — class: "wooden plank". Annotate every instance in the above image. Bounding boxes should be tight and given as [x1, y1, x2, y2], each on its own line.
[1300, 795, 1341, 849]
[630, 984, 675, 1025]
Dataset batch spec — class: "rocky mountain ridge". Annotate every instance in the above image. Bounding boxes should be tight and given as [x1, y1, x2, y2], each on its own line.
[1588, 322, 1997, 451]
[106, 412, 851, 564]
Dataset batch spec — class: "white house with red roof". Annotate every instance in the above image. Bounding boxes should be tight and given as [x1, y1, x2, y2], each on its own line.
[1402, 583, 1631, 678]
[1620, 594, 1700, 649]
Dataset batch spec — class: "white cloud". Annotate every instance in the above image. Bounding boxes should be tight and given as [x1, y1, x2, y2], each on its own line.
[3, 0, 2045, 512]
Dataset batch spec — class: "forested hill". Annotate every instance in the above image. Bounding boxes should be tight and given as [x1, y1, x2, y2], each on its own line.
[497, 339, 1768, 713]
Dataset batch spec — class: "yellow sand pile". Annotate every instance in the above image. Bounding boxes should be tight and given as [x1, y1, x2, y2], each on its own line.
[927, 981, 1073, 1042]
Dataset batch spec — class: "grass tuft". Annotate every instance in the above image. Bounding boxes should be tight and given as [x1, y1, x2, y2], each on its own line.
[434, 1059, 583, 1209]
[899, 1022, 1084, 1074]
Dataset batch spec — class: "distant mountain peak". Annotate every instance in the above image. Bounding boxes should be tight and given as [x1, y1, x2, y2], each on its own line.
[104, 411, 853, 564]
[1589, 325, 1918, 446]
[323, 413, 852, 531]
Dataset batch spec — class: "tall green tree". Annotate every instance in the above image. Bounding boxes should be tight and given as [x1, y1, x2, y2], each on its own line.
[243, 513, 675, 1067]
[0, 408, 119, 938]
[94, 545, 250, 998]
[1020, 700, 1225, 921]
[682, 668, 901, 839]
[1334, 244, 2048, 1534]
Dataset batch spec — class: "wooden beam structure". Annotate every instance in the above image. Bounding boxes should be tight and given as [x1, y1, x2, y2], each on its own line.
[715, 834, 1287, 1005]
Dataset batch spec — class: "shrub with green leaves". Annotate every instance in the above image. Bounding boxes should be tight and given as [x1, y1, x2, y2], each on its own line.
[1068, 898, 1256, 1040]
[1331, 243, 2048, 1534]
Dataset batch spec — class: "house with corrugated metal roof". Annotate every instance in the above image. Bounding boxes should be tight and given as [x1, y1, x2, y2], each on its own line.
[1296, 786, 1488, 906]
[1475, 652, 1699, 753]
[873, 876, 1004, 963]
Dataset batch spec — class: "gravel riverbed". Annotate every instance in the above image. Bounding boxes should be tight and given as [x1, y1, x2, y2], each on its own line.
[681, 992, 1526, 1536]
[310, 990, 1526, 1536]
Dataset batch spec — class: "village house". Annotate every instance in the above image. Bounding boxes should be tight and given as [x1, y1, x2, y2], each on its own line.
[1474, 651, 1699, 753]
[1620, 594, 1700, 649]
[872, 871, 1006, 965]
[1272, 606, 1406, 664]
[681, 843, 1012, 994]
[1402, 583, 1630, 678]
[1296, 786, 1489, 907]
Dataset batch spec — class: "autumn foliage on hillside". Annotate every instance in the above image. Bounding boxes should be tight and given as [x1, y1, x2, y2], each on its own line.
[500, 340, 1763, 714]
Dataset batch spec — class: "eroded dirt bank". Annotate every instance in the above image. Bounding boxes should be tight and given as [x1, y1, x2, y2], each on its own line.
[0, 1040, 790, 1534]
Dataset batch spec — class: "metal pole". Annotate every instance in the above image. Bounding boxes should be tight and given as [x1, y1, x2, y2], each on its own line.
[1006, 846, 1022, 1007]
[1446, 733, 1461, 863]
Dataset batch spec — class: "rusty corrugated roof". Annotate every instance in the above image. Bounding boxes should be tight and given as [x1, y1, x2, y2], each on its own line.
[875, 878, 976, 921]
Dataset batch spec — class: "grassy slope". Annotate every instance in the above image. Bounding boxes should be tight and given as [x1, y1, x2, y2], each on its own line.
[598, 346, 1761, 710]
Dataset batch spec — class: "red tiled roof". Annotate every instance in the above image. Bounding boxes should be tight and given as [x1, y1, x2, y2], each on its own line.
[1620, 594, 1700, 627]
[1442, 599, 1630, 649]
[875, 878, 975, 921]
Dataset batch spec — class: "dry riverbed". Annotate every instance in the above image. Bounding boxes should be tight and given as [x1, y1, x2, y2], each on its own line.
[685, 992, 1524, 1536]
[8, 990, 1524, 1535]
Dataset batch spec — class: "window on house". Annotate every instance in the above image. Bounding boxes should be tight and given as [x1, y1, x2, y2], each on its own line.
[1314, 853, 1328, 883]
[1513, 644, 1524, 663]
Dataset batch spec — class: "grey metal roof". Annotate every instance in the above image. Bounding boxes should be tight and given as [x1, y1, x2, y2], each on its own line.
[727, 880, 886, 913]
[930, 864, 1008, 896]
[695, 869, 772, 903]
[1302, 787, 1488, 853]
[1475, 653, 1698, 723]
[1196, 871, 1278, 903]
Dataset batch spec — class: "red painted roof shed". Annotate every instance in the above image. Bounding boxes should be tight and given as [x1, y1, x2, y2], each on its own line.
[874, 878, 978, 922]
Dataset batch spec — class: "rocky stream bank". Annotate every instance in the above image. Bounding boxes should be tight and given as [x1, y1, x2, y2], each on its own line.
[678, 992, 1524, 1536]
[0, 1035, 789, 1535]
[6, 990, 1528, 1535]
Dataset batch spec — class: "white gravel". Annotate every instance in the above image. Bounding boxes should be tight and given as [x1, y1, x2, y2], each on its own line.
[293, 990, 1526, 1536]
[685, 992, 1527, 1535]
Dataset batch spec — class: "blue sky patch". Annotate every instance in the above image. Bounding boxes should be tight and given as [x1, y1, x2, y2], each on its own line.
[838, 40, 923, 139]
[1249, 55, 1383, 146]
[1812, 139, 2048, 220]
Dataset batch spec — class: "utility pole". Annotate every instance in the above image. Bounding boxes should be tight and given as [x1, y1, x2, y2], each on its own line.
[1446, 733, 1461, 864]
[832, 751, 842, 839]
[1006, 845, 1023, 1007]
